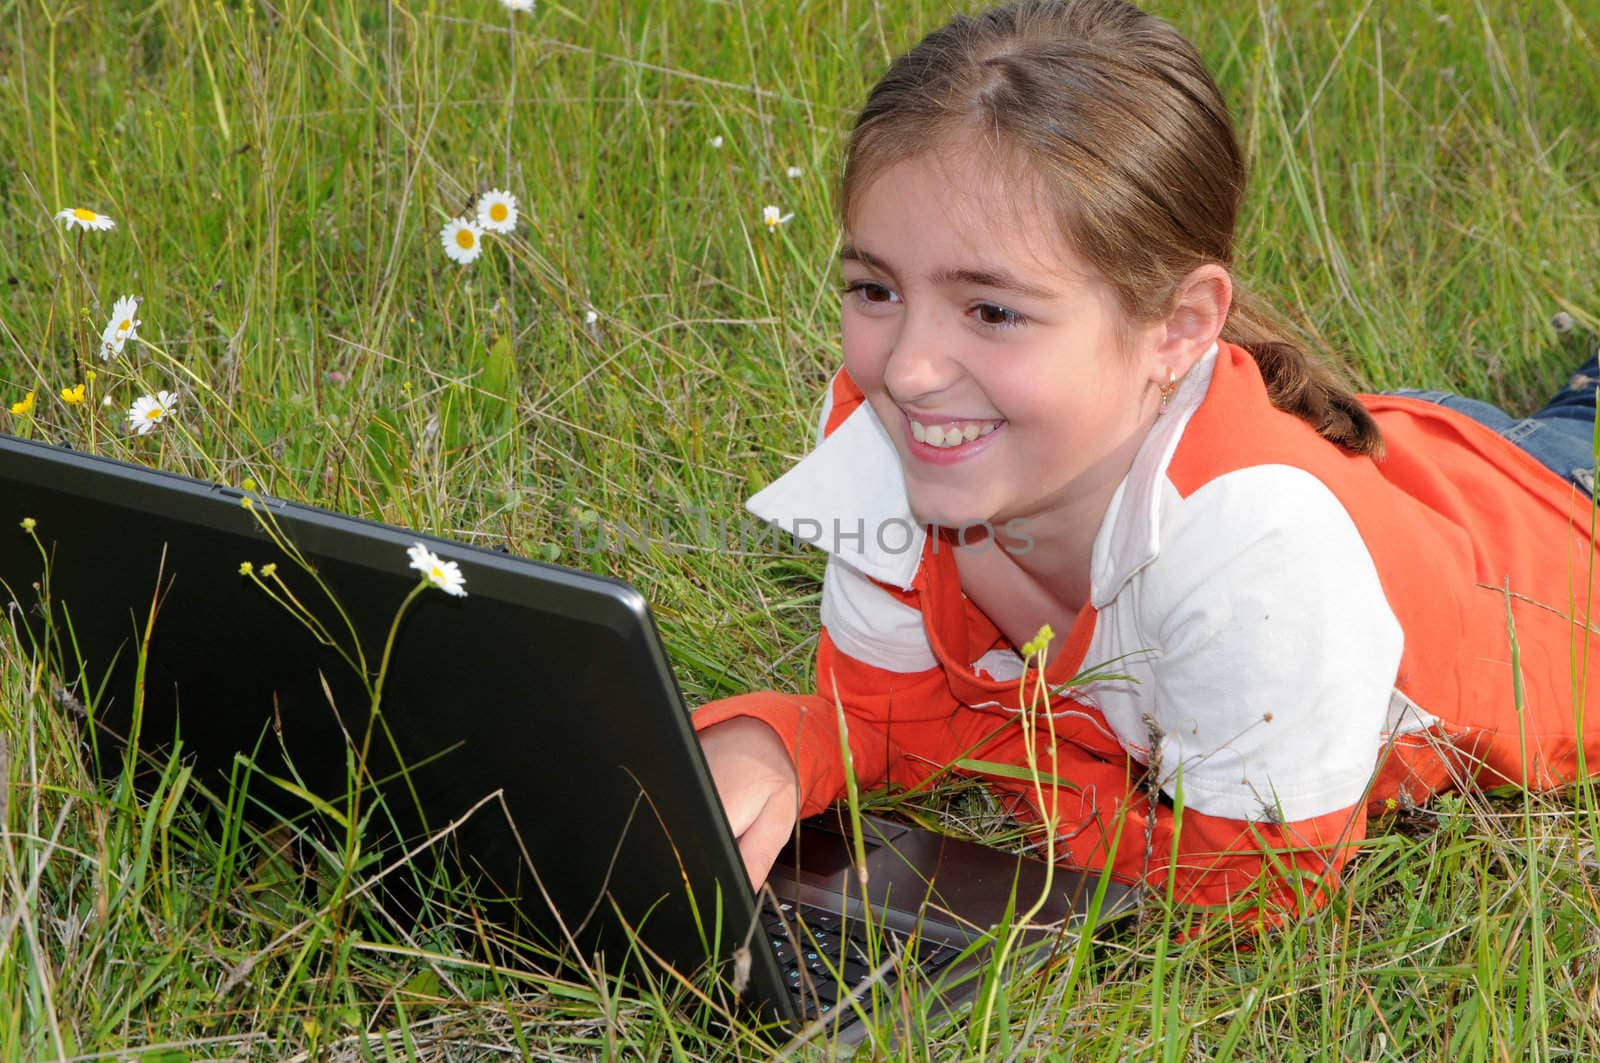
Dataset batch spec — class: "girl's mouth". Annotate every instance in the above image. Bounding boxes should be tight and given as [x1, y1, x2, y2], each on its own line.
[905, 414, 1006, 462]
[909, 417, 1004, 448]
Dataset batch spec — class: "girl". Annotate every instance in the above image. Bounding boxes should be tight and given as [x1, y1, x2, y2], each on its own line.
[695, 0, 1600, 921]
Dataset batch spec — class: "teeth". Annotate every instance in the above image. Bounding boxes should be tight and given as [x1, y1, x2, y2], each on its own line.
[910, 417, 1003, 449]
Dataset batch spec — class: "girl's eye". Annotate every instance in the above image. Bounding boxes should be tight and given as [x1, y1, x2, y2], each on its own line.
[973, 302, 1023, 329]
[842, 281, 899, 305]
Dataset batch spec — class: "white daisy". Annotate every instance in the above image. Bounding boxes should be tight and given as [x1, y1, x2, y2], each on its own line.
[440, 218, 484, 265]
[500, 0, 534, 10]
[476, 189, 518, 234]
[99, 295, 142, 361]
[407, 542, 468, 597]
[55, 207, 116, 232]
[786, 166, 804, 178]
[761, 205, 793, 232]
[126, 390, 177, 436]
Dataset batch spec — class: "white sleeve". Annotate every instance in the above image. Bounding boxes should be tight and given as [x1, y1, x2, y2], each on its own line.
[819, 556, 938, 674]
[1137, 465, 1403, 823]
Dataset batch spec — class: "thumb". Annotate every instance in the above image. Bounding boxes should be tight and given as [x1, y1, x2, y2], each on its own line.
[737, 790, 798, 891]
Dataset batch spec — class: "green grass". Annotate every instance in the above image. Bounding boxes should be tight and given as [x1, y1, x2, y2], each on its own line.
[3, 0, 1599, 1057]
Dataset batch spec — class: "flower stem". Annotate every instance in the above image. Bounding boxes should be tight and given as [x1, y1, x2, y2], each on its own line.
[47, 14, 60, 213]
[73, 230, 85, 385]
[334, 581, 427, 917]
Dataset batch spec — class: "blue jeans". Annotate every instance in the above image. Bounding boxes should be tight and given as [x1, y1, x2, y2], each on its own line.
[1390, 351, 1600, 495]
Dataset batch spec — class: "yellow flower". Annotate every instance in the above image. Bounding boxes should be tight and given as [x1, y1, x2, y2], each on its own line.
[9, 391, 35, 416]
[20, 517, 36, 533]
[61, 383, 86, 405]
[239, 561, 254, 576]
[260, 562, 277, 578]
[1021, 623, 1056, 659]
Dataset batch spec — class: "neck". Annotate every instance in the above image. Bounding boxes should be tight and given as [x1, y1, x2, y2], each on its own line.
[993, 411, 1155, 609]
[998, 502, 1102, 611]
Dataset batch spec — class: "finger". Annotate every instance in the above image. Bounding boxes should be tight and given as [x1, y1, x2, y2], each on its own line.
[737, 791, 798, 891]
[712, 774, 772, 842]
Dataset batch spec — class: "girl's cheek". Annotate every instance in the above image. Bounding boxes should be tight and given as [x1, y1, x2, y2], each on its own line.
[840, 317, 886, 382]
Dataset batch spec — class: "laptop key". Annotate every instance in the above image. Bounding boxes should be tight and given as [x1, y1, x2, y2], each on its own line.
[807, 909, 841, 931]
[839, 959, 873, 987]
[769, 899, 973, 1021]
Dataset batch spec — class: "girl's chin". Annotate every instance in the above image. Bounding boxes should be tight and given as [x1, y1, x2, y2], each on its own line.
[907, 498, 999, 532]
[907, 489, 1040, 541]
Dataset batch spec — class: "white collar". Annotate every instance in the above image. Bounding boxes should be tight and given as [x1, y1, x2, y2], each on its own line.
[745, 397, 927, 589]
[745, 343, 1218, 598]
[1087, 342, 1216, 607]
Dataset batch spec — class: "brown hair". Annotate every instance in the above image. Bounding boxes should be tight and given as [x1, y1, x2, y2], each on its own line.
[840, 0, 1383, 455]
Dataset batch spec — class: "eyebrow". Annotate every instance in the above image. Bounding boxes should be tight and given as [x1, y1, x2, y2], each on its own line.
[839, 245, 1059, 301]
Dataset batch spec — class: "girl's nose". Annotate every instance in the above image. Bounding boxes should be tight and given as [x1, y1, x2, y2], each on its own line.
[882, 312, 961, 404]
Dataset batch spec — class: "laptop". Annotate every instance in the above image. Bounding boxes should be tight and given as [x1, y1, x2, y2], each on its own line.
[0, 432, 1136, 1046]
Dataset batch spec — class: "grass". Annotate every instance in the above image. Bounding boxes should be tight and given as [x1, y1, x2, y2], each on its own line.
[2, 0, 1599, 1057]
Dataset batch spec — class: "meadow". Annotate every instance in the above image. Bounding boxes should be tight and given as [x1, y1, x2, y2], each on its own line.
[2, 0, 1600, 1057]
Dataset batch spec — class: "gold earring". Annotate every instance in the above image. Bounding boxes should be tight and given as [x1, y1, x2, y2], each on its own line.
[1158, 368, 1180, 415]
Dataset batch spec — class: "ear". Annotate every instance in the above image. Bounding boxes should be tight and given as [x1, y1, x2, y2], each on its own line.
[1147, 264, 1232, 385]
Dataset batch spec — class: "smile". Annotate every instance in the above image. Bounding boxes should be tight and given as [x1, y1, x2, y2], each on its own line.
[908, 417, 1004, 449]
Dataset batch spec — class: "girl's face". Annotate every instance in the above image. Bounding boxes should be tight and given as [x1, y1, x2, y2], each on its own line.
[840, 151, 1173, 535]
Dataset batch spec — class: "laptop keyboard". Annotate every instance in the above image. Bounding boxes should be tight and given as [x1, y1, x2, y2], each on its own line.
[761, 900, 960, 1020]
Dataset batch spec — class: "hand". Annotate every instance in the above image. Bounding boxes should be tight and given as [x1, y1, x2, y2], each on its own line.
[697, 717, 799, 891]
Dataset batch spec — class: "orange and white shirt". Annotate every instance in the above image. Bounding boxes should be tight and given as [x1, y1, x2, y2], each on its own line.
[694, 341, 1600, 915]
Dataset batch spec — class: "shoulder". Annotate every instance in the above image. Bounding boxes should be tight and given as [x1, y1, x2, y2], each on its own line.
[1166, 342, 1359, 496]
[1151, 463, 1384, 604]
[1090, 343, 1386, 605]
[1126, 464, 1404, 821]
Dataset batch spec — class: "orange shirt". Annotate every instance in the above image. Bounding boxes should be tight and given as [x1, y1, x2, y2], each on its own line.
[695, 342, 1600, 915]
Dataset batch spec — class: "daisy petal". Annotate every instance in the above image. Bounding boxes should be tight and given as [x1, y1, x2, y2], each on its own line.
[100, 294, 142, 360]
[440, 218, 484, 265]
[406, 542, 468, 596]
[761, 205, 793, 231]
[126, 390, 175, 435]
[55, 207, 116, 233]
[476, 189, 519, 234]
